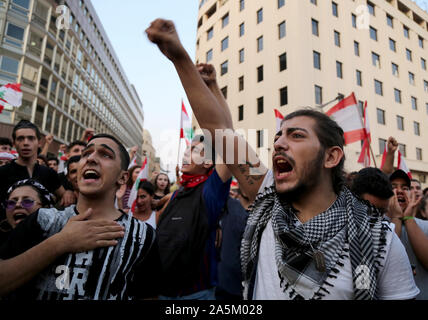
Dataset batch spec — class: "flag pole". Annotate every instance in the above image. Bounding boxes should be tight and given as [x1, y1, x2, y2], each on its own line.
[177, 99, 183, 168]
[368, 141, 377, 168]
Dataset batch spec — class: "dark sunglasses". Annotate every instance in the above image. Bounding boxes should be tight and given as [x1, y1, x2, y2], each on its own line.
[5, 199, 40, 210]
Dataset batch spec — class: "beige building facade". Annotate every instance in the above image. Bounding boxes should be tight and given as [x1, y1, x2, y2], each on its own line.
[195, 0, 428, 187]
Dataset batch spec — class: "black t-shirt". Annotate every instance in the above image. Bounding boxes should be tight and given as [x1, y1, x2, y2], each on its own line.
[0, 206, 161, 300]
[0, 160, 62, 202]
[58, 172, 73, 191]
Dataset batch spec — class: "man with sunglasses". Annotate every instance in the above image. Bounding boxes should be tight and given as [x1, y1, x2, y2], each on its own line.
[0, 134, 160, 299]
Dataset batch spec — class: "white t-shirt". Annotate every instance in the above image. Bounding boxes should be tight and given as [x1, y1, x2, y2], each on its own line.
[144, 210, 157, 229]
[252, 170, 420, 300]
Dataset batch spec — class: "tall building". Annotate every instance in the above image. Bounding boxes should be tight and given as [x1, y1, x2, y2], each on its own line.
[0, 0, 144, 150]
[195, 0, 428, 186]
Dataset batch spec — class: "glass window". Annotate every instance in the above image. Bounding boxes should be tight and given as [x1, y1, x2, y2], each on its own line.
[257, 130, 264, 148]
[312, 19, 319, 36]
[334, 31, 340, 47]
[421, 58, 426, 70]
[352, 14, 356, 28]
[257, 97, 264, 114]
[397, 116, 404, 131]
[409, 72, 415, 85]
[280, 87, 288, 106]
[207, 27, 213, 40]
[222, 13, 229, 28]
[403, 26, 409, 38]
[377, 108, 385, 124]
[336, 61, 343, 78]
[239, 76, 244, 91]
[394, 89, 402, 103]
[367, 2, 375, 15]
[257, 65, 263, 82]
[370, 27, 377, 41]
[238, 105, 244, 121]
[279, 52, 287, 71]
[374, 80, 383, 95]
[392, 63, 399, 76]
[278, 0, 285, 8]
[257, 36, 263, 52]
[354, 41, 359, 56]
[416, 148, 423, 161]
[239, 23, 245, 37]
[257, 8, 263, 23]
[356, 70, 362, 86]
[6, 23, 25, 40]
[414, 121, 420, 136]
[419, 36, 424, 48]
[315, 85, 322, 104]
[389, 38, 396, 52]
[240, 0, 245, 11]
[386, 14, 393, 27]
[372, 52, 380, 68]
[379, 138, 387, 154]
[332, 2, 338, 17]
[411, 96, 417, 110]
[12, 0, 30, 9]
[313, 51, 321, 70]
[406, 49, 412, 61]
[239, 48, 244, 63]
[206, 49, 213, 62]
[278, 21, 286, 39]
[220, 61, 228, 75]
[0, 56, 19, 74]
[221, 36, 229, 51]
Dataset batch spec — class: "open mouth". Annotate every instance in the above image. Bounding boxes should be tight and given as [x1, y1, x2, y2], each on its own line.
[397, 196, 406, 204]
[83, 169, 101, 182]
[274, 157, 293, 178]
[13, 213, 28, 223]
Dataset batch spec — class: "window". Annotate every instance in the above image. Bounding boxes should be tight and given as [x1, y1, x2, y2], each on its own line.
[0, 56, 19, 74]
[406, 49, 412, 61]
[426, 103, 428, 115]
[313, 51, 321, 69]
[334, 31, 340, 47]
[312, 19, 319, 36]
[239, 23, 245, 37]
[352, 14, 357, 28]
[419, 36, 424, 48]
[257, 8, 263, 24]
[220, 61, 228, 75]
[386, 14, 393, 28]
[425, 80, 428, 92]
[280, 87, 288, 106]
[379, 138, 387, 154]
[367, 1, 375, 15]
[12, 0, 30, 9]
[354, 41, 360, 56]
[374, 79, 383, 95]
[370, 27, 377, 41]
[279, 53, 287, 71]
[399, 144, 406, 157]
[221, 37, 229, 51]
[239, 48, 244, 63]
[238, 105, 244, 121]
[6, 22, 25, 41]
[358, 101, 364, 116]
[311, 0, 317, 4]
[207, 27, 213, 40]
[240, 0, 245, 11]
[356, 70, 362, 86]
[222, 13, 229, 28]
[257, 65, 263, 82]
[372, 52, 380, 68]
[409, 72, 415, 85]
[394, 89, 402, 103]
[239, 76, 244, 91]
[377, 108, 385, 124]
[332, 2, 338, 17]
[257, 130, 264, 148]
[421, 58, 426, 70]
[403, 26, 409, 38]
[397, 116, 404, 131]
[411, 96, 418, 110]
[416, 148, 423, 161]
[278, 21, 286, 39]
[206, 49, 213, 62]
[278, 0, 285, 8]
[257, 97, 264, 114]
[315, 85, 322, 104]
[389, 38, 396, 52]
[414, 121, 420, 136]
[336, 61, 343, 78]
[257, 36, 263, 52]
[392, 63, 399, 76]
[221, 86, 227, 99]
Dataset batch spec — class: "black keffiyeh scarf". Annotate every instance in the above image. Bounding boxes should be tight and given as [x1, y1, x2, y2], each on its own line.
[241, 186, 389, 300]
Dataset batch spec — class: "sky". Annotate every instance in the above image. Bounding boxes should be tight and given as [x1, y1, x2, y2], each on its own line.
[91, 0, 199, 178]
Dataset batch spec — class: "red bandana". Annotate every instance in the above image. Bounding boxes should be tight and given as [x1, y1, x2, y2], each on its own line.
[180, 170, 213, 189]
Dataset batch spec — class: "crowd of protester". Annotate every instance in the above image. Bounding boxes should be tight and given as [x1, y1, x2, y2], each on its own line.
[0, 18, 427, 301]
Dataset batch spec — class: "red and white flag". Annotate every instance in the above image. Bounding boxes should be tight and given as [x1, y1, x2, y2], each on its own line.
[357, 101, 371, 167]
[180, 101, 194, 141]
[326, 93, 366, 145]
[128, 156, 137, 169]
[274, 109, 284, 132]
[0, 83, 23, 112]
[397, 150, 412, 179]
[128, 157, 149, 213]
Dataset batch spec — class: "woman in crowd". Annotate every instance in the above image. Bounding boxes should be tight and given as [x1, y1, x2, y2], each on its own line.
[118, 165, 141, 211]
[0, 179, 53, 243]
[152, 173, 170, 209]
[133, 181, 157, 229]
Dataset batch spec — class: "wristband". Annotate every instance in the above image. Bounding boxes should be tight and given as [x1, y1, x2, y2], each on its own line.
[401, 216, 415, 222]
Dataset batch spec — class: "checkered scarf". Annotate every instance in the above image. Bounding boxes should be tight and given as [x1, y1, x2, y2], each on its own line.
[241, 186, 387, 300]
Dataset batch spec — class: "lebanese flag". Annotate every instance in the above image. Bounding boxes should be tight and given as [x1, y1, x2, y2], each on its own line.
[180, 100, 193, 141]
[128, 156, 137, 169]
[380, 144, 388, 170]
[0, 83, 23, 112]
[128, 157, 149, 213]
[357, 101, 371, 167]
[326, 93, 366, 145]
[397, 150, 412, 179]
[274, 109, 284, 132]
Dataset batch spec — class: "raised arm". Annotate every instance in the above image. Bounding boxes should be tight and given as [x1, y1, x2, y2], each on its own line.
[40, 134, 54, 157]
[0, 208, 124, 296]
[146, 19, 267, 202]
[381, 137, 398, 175]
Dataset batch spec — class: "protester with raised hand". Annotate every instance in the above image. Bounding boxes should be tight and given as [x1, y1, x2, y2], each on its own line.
[146, 18, 418, 300]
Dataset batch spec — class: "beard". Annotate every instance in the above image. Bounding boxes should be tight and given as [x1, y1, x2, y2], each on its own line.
[278, 148, 325, 203]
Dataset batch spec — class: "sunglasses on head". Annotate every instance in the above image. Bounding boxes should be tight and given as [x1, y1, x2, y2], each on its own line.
[5, 199, 40, 210]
